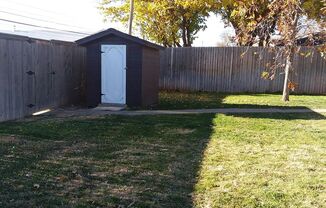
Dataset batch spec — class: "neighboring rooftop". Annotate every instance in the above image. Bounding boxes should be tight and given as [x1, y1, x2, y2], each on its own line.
[76, 28, 164, 50]
[0, 29, 87, 42]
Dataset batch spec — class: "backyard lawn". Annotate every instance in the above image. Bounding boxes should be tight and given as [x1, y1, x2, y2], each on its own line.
[0, 112, 325, 207]
[158, 91, 326, 110]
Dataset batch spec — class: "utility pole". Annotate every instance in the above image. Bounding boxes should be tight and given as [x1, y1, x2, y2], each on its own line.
[128, 0, 134, 35]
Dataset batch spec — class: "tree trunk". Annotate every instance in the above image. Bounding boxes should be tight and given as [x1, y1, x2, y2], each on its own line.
[282, 54, 293, 102]
[281, 7, 298, 102]
[181, 27, 187, 47]
[174, 41, 182, 47]
[258, 38, 264, 46]
[186, 26, 192, 47]
[182, 29, 190, 47]
[181, 17, 193, 47]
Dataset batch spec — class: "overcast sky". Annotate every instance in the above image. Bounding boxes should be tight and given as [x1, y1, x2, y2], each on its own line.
[0, 0, 234, 46]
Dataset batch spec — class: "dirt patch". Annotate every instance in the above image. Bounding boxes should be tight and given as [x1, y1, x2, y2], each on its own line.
[61, 142, 97, 154]
[169, 128, 196, 135]
[49, 142, 97, 157]
[0, 135, 26, 144]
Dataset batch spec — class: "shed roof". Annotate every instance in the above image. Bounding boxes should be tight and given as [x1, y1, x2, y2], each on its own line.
[76, 28, 164, 50]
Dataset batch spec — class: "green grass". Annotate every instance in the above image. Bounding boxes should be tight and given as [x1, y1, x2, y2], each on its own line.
[158, 91, 326, 110]
[194, 113, 326, 208]
[0, 113, 325, 207]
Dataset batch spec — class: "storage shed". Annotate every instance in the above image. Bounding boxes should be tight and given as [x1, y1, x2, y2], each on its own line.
[76, 28, 163, 108]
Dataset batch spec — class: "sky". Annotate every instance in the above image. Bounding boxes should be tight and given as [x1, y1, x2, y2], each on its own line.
[0, 0, 234, 46]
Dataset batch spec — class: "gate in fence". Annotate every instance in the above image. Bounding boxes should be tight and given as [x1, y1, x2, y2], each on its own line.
[0, 33, 86, 122]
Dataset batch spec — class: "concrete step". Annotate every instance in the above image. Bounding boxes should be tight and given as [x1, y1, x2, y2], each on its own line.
[95, 104, 127, 112]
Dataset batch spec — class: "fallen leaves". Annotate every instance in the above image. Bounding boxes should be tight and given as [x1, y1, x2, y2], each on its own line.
[33, 184, 40, 189]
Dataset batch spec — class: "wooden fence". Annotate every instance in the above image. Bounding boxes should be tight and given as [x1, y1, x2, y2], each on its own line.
[0, 33, 86, 122]
[160, 47, 326, 94]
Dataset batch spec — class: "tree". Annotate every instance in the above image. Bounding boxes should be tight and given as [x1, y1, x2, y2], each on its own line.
[268, 0, 325, 101]
[216, 31, 235, 46]
[98, 0, 218, 47]
[217, 0, 324, 47]
[317, 0, 326, 58]
[274, 0, 300, 101]
[217, 0, 277, 46]
[222, 0, 325, 101]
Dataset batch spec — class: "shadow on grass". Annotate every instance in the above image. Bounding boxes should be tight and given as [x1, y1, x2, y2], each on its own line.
[156, 91, 326, 120]
[226, 110, 326, 120]
[157, 91, 326, 110]
[0, 114, 216, 208]
[215, 103, 323, 109]
[0, 102, 324, 207]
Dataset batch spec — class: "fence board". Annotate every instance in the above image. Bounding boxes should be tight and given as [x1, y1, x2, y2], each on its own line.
[160, 47, 326, 94]
[0, 35, 86, 122]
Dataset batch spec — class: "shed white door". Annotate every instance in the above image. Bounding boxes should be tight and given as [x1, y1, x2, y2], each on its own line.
[101, 45, 126, 104]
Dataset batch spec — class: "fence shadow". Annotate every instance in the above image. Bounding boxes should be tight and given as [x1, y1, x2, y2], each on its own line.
[0, 107, 324, 207]
[0, 114, 216, 208]
[225, 109, 326, 120]
[157, 91, 326, 120]
[219, 103, 326, 120]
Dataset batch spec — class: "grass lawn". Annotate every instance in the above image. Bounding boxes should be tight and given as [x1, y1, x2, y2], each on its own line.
[0, 112, 325, 207]
[158, 91, 326, 110]
[194, 113, 326, 208]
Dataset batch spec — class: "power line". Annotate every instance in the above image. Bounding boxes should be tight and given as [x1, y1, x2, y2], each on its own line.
[0, 6, 80, 28]
[0, 18, 91, 35]
[0, 10, 91, 31]
[0, 0, 76, 18]
[0, 6, 55, 18]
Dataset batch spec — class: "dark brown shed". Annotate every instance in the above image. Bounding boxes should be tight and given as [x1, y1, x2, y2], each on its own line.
[76, 28, 163, 108]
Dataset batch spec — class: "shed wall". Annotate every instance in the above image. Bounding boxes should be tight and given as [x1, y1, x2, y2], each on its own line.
[85, 34, 143, 107]
[141, 47, 160, 106]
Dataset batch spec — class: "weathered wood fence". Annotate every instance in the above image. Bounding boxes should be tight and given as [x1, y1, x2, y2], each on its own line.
[160, 47, 326, 94]
[0, 33, 86, 122]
